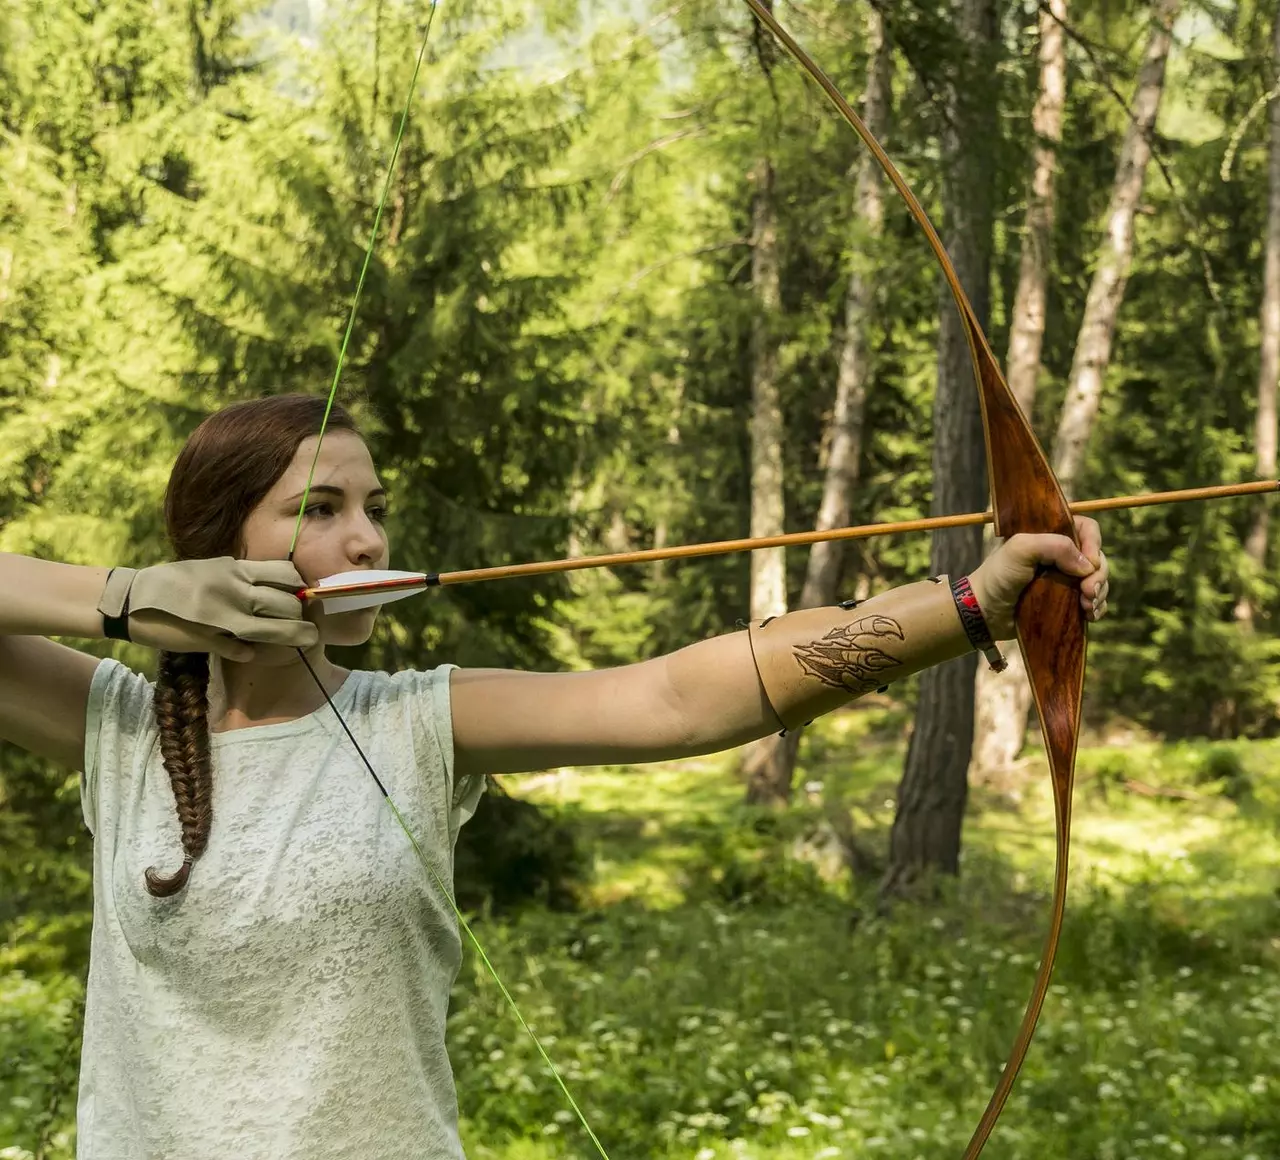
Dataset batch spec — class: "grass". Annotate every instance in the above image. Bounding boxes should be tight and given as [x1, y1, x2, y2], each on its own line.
[4, 701, 1280, 1158]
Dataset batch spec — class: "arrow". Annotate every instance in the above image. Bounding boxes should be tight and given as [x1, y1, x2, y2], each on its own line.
[300, 478, 1276, 609]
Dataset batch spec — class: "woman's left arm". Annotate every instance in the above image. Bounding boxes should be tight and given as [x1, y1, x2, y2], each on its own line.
[450, 630, 776, 778]
[450, 517, 1109, 779]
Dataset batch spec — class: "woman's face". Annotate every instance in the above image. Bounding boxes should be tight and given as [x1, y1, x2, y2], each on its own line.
[240, 430, 392, 648]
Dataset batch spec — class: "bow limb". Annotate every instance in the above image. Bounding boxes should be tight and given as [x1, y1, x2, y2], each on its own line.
[740, 3, 1086, 1155]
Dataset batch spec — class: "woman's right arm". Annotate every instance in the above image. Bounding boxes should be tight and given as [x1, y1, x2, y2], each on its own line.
[0, 554, 110, 770]
[0, 554, 113, 638]
[0, 552, 319, 770]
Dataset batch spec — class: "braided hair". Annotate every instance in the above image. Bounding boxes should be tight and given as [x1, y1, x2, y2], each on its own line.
[144, 395, 360, 896]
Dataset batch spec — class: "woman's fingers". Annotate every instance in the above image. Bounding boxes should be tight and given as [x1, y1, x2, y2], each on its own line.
[1080, 571, 1109, 613]
[1080, 554, 1109, 604]
[1073, 515, 1103, 563]
[1071, 516, 1110, 612]
[235, 616, 321, 649]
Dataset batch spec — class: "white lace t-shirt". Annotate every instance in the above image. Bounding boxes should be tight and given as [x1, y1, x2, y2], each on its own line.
[78, 658, 486, 1160]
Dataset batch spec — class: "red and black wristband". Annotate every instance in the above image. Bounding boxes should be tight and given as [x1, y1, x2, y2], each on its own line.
[951, 575, 1006, 672]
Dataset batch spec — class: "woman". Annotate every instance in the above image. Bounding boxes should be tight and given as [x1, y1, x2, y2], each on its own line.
[0, 394, 1109, 1159]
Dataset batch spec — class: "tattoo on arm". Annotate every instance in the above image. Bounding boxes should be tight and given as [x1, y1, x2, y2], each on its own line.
[792, 614, 904, 695]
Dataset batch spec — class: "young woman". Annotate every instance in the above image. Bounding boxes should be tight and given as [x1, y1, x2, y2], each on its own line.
[0, 394, 1109, 1159]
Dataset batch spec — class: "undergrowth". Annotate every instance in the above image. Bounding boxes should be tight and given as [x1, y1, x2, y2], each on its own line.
[3, 705, 1279, 1158]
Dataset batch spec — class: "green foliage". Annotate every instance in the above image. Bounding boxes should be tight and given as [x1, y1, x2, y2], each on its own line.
[454, 782, 590, 914]
[446, 744, 1280, 1159]
[679, 810, 835, 908]
[0, 746, 90, 1160]
[1194, 744, 1255, 801]
[6, 0, 1280, 1151]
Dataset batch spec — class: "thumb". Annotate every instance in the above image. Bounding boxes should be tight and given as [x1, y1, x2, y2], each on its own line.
[1017, 533, 1095, 577]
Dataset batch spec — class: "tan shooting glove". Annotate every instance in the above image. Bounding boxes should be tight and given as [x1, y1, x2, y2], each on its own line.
[97, 558, 319, 660]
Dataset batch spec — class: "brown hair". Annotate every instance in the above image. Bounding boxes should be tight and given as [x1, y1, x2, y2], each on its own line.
[145, 394, 360, 896]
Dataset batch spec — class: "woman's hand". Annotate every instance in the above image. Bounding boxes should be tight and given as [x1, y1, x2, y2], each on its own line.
[969, 516, 1110, 641]
[101, 558, 320, 660]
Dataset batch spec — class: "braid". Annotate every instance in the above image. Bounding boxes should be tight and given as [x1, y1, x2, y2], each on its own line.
[147, 395, 362, 896]
[146, 651, 213, 897]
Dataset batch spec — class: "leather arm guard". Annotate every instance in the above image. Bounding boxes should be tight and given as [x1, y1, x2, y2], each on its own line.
[746, 577, 973, 732]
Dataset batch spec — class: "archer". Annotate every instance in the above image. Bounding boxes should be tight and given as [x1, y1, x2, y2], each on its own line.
[0, 394, 1109, 1158]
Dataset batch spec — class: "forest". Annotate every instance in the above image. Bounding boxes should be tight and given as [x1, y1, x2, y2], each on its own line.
[2, 0, 1279, 1156]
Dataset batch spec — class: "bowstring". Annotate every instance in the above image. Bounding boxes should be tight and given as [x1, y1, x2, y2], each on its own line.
[287, 0, 433, 557]
[287, 6, 610, 1156]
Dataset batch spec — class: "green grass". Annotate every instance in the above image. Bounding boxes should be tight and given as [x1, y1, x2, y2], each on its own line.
[4, 703, 1280, 1158]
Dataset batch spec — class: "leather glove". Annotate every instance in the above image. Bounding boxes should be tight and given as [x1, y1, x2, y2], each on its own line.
[97, 558, 320, 659]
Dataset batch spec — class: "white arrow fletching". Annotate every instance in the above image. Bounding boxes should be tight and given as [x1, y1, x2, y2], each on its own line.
[310, 569, 430, 613]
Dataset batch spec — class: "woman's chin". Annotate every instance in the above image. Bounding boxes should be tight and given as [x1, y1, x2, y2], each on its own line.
[320, 610, 379, 648]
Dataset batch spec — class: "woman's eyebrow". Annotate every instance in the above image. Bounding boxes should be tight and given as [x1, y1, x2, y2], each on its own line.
[284, 484, 389, 504]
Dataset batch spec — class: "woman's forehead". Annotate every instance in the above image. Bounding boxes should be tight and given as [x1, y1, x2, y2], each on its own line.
[274, 432, 380, 496]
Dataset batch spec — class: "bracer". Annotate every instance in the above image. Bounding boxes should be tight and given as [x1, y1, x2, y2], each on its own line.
[746, 577, 972, 732]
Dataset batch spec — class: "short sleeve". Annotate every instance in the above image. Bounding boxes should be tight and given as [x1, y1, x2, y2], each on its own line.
[81, 658, 155, 836]
[400, 664, 486, 839]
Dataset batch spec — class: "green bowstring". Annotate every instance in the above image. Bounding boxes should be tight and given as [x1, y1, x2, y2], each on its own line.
[287, 0, 431, 557]
[388, 800, 611, 1160]
[288, 6, 610, 1156]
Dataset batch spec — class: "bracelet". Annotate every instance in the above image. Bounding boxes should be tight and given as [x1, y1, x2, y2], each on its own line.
[951, 575, 1006, 672]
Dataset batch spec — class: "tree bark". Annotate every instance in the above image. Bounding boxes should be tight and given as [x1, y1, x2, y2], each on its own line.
[1005, 0, 1067, 422]
[1051, 0, 1182, 494]
[971, 0, 1067, 783]
[879, 0, 995, 902]
[1235, 10, 1280, 627]
[744, 13, 892, 807]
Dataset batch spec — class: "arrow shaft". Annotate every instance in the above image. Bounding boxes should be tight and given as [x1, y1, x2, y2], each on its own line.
[430, 478, 1277, 586]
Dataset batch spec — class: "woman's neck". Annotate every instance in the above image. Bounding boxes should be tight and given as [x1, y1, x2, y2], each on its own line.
[207, 648, 349, 733]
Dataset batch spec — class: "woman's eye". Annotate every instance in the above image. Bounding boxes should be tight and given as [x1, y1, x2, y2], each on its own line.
[302, 502, 388, 523]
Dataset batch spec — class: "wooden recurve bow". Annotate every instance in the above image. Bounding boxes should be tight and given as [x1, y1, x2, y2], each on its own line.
[739, 3, 1086, 1156]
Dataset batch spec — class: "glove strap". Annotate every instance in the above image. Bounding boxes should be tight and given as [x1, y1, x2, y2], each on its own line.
[98, 567, 138, 643]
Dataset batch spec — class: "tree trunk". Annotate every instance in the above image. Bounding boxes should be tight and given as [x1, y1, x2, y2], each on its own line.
[744, 13, 892, 807]
[747, 153, 787, 625]
[798, 11, 890, 612]
[1235, 10, 1280, 627]
[1004, 0, 1067, 422]
[1051, 0, 1182, 494]
[741, 136, 793, 804]
[971, 0, 1067, 783]
[879, 0, 996, 902]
